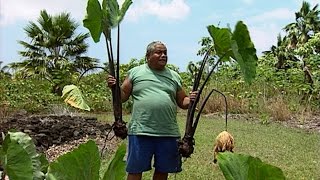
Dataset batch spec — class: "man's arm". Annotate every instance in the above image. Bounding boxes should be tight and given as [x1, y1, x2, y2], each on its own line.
[107, 75, 132, 103]
[176, 89, 197, 109]
[120, 76, 132, 102]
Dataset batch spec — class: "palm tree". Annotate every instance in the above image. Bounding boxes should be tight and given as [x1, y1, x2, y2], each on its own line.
[15, 10, 99, 94]
[283, 1, 319, 87]
[263, 34, 299, 69]
[284, 1, 320, 48]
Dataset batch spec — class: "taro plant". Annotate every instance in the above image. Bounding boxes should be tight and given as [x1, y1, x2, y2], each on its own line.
[0, 131, 127, 180]
[217, 152, 285, 180]
[82, 0, 133, 139]
[178, 21, 258, 157]
[177, 21, 286, 179]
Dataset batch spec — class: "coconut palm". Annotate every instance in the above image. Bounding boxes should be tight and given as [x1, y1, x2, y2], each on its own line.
[284, 1, 320, 49]
[15, 10, 99, 94]
[282, 1, 319, 87]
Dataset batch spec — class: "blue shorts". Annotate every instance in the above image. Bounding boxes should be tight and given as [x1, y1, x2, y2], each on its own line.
[126, 135, 182, 173]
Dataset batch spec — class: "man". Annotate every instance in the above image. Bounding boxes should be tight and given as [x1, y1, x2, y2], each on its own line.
[107, 41, 197, 180]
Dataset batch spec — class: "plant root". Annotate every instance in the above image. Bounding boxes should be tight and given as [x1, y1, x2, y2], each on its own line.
[213, 131, 234, 163]
[178, 136, 195, 158]
[112, 121, 128, 139]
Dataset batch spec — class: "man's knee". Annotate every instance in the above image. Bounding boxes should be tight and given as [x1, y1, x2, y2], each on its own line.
[127, 173, 142, 180]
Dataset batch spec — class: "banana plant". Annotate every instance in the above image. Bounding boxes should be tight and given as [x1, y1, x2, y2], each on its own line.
[178, 21, 258, 157]
[83, 0, 132, 139]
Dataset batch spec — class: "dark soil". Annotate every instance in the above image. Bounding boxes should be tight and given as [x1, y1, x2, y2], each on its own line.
[0, 112, 119, 160]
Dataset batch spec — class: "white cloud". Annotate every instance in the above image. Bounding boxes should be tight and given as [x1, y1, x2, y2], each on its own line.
[0, 0, 87, 26]
[126, 0, 190, 22]
[0, 0, 190, 26]
[248, 8, 294, 23]
[249, 23, 282, 54]
[243, 8, 296, 54]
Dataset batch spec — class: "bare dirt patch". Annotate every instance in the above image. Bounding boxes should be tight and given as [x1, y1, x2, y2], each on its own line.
[0, 112, 122, 162]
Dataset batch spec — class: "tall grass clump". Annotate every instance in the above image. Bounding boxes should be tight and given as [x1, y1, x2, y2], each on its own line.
[266, 96, 292, 121]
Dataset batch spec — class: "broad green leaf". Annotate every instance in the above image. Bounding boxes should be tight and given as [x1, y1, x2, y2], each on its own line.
[5, 140, 33, 180]
[102, 142, 127, 180]
[39, 153, 49, 174]
[217, 152, 285, 180]
[207, 25, 233, 61]
[231, 21, 258, 84]
[101, 0, 132, 39]
[47, 140, 100, 180]
[104, 0, 120, 26]
[62, 84, 90, 111]
[83, 0, 103, 43]
[101, 0, 118, 40]
[2, 132, 44, 180]
[207, 21, 257, 83]
[118, 0, 133, 23]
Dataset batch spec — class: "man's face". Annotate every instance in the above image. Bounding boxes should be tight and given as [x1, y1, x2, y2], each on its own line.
[147, 43, 167, 70]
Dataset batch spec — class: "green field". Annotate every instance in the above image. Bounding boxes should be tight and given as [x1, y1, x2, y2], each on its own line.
[100, 113, 320, 180]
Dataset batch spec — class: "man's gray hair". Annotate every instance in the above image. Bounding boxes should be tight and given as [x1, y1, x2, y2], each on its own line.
[146, 41, 166, 57]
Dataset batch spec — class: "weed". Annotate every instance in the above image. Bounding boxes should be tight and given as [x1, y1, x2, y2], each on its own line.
[267, 97, 291, 121]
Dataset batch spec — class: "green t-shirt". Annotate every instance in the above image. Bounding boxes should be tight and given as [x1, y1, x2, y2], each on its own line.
[127, 64, 182, 137]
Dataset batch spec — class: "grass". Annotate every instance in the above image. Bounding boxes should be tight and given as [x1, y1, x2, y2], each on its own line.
[97, 112, 320, 180]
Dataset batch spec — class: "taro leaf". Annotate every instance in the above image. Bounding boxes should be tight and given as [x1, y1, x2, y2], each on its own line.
[62, 84, 90, 111]
[207, 21, 257, 84]
[102, 142, 126, 180]
[2, 132, 44, 180]
[103, 0, 119, 27]
[207, 25, 233, 62]
[217, 152, 285, 180]
[118, 0, 133, 24]
[231, 21, 257, 84]
[84, 0, 132, 42]
[47, 140, 100, 180]
[39, 153, 49, 174]
[101, 0, 132, 39]
[83, 0, 103, 43]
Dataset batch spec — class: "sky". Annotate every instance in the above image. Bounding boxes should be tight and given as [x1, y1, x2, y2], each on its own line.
[0, 0, 318, 71]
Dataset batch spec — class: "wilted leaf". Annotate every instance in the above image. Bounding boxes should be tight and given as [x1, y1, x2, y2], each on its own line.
[62, 84, 90, 111]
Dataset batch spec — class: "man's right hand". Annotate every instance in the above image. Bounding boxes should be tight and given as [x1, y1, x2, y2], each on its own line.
[107, 75, 116, 88]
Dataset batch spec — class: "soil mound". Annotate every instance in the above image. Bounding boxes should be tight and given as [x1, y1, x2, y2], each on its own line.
[0, 113, 112, 153]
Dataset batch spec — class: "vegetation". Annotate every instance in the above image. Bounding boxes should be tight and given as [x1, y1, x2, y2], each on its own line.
[8, 10, 99, 95]
[0, 131, 126, 180]
[83, 0, 133, 139]
[179, 21, 258, 158]
[0, 0, 319, 179]
[94, 114, 318, 180]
